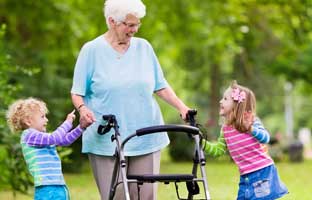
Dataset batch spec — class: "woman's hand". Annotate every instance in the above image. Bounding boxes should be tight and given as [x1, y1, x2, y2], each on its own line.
[180, 106, 191, 121]
[79, 105, 96, 129]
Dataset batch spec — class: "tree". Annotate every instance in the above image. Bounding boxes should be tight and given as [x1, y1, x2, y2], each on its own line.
[0, 24, 34, 198]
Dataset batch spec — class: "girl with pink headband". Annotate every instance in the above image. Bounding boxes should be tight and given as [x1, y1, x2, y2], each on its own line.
[204, 80, 288, 200]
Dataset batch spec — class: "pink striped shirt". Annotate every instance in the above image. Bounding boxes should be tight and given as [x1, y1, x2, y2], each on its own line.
[223, 125, 273, 175]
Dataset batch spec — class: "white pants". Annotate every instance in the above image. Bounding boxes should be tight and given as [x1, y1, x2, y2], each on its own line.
[88, 151, 161, 200]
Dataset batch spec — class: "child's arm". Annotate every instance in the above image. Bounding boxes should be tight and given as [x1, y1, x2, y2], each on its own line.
[250, 118, 270, 144]
[23, 121, 84, 147]
[204, 129, 227, 157]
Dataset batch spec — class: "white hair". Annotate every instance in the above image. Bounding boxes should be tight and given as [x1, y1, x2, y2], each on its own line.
[104, 0, 146, 28]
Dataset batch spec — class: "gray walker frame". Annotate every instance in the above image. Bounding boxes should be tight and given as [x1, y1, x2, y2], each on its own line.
[97, 110, 211, 200]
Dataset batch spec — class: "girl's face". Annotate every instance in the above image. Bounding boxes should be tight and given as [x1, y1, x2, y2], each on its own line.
[219, 88, 235, 117]
[27, 110, 48, 132]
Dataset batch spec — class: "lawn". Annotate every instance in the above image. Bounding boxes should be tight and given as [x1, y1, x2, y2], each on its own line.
[1, 150, 311, 200]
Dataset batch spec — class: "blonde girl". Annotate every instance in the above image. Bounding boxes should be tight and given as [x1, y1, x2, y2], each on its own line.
[204, 81, 288, 200]
[6, 97, 92, 200]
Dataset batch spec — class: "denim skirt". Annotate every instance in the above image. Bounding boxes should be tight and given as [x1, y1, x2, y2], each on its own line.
[34, 185, 70, 200]
[237, 165, 288, 200]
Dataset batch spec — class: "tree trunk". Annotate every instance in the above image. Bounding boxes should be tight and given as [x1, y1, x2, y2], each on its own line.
[207, 63, 221, 137]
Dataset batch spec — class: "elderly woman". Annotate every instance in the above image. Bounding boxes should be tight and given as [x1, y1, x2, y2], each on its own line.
[71, 0, 190, 199]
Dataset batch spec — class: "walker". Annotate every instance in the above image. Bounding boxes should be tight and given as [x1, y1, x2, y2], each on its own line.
[97, 110, 211, 200]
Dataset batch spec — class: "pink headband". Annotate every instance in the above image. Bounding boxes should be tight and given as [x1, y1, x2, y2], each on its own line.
[231, 88, 246, 103]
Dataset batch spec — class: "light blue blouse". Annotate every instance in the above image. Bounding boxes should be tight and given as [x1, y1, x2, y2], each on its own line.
[71, 35, 170, 156]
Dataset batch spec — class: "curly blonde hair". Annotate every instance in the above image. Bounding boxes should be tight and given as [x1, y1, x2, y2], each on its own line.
[226, 80, 256, 132]
[6, 97, 48, 132]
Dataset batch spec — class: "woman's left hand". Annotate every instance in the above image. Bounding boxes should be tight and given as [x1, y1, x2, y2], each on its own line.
[180, 106, 191, 121]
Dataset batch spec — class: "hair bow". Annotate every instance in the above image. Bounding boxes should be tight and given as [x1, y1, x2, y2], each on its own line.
[231, 88, 246, 103]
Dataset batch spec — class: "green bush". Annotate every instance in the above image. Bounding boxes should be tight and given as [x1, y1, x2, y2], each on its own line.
[0, 131, 33, 195]
[168, 132, 195, 161]
[0, 24, 33, 196]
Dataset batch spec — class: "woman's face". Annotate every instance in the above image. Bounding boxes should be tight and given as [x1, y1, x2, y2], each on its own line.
[219, 88, 235, 117]
[115, 14, 141, 43]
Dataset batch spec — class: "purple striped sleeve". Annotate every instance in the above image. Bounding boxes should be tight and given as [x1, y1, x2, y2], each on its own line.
[59, 126, 84, 146]
[23, 121, 83, 147]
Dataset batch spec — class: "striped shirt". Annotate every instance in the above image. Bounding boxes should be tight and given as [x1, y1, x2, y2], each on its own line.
[21, 121, 84, 186]
[204, 118, 273, 175]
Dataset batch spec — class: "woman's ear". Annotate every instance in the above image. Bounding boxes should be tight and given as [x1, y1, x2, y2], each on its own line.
[108, 17, 116, 28]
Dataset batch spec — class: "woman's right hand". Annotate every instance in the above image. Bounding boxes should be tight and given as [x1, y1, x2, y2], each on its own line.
[79, 106, 96, 129]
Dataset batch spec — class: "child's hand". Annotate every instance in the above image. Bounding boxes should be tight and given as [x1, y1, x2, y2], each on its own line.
[243, 111, 254, 132]
[66, 110, 76, 123]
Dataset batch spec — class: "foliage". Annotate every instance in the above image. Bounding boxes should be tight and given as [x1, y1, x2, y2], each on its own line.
[1, 0, 312, 176]
[168, 133, 195, 161]
[0, 0, 100, 172]
[0, 132, 33, 197]
[0, 24, 33, 197]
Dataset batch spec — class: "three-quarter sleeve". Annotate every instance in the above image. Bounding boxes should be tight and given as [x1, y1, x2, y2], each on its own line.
[71, 43, 93, 96]
[147, 42, 168, 92]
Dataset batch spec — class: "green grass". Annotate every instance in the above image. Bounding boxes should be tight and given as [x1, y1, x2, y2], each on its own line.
[1, 151, 311, 200]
